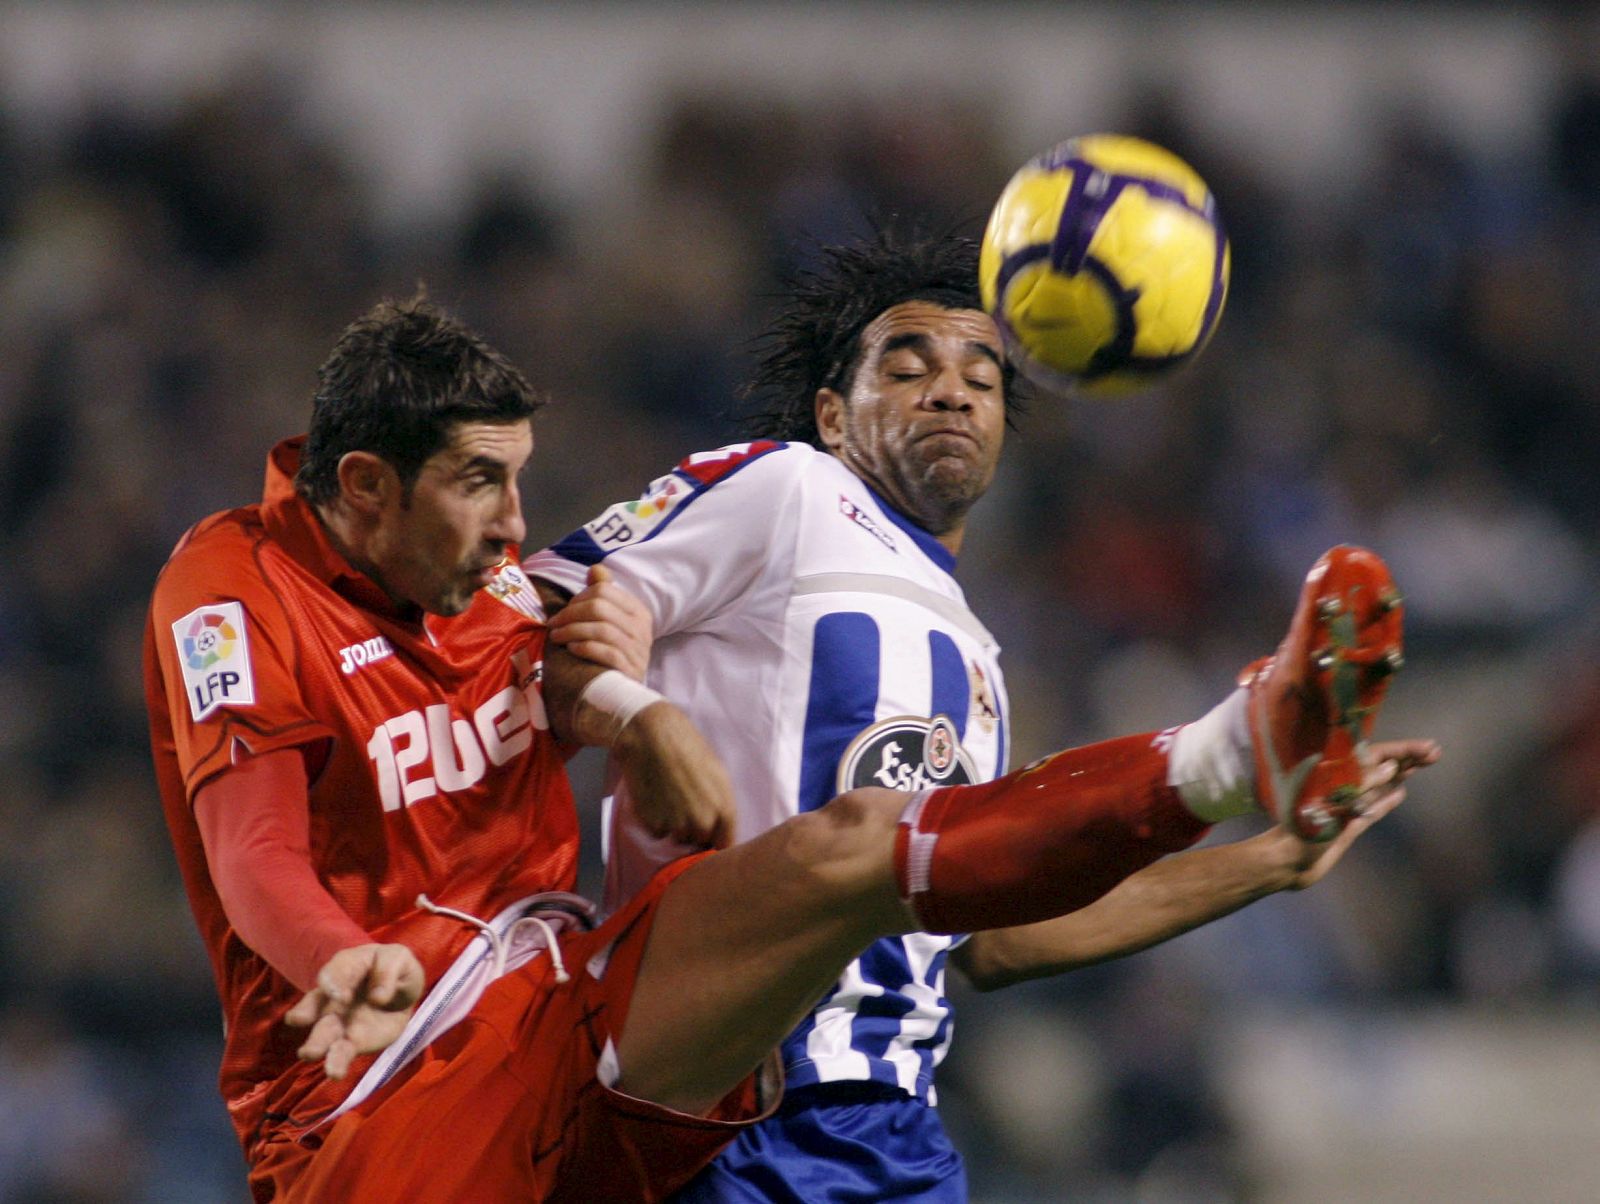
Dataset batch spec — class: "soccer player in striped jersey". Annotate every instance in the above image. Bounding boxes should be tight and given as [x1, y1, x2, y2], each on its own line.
[527, 231, 1437, 1202]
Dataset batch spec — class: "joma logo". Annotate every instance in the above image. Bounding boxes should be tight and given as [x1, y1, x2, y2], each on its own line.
[340, 636, 394, 676]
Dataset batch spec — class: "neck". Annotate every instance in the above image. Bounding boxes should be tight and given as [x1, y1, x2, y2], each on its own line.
[832, 455, 968, 557]
[314, 501, 418, 619]
[829, 457, 968, 569]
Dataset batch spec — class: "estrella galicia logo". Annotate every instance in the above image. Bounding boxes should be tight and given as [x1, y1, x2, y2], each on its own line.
[835, 714, 976, 793]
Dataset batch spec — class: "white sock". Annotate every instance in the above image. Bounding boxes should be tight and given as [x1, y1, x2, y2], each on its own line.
[1167, 687, 1256, 823]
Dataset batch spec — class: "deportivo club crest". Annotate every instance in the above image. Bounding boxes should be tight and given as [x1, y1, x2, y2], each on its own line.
[970, 661, 999, 733]
[835, 714, 976, 793]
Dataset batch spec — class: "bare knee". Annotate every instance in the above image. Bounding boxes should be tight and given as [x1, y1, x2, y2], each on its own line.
[779, 787, 906, 901]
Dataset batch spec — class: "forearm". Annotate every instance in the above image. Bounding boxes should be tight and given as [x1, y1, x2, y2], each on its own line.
[958, 827, 1300, 990]
[543, 644, 663, 747]
[195, 747, 371, 992]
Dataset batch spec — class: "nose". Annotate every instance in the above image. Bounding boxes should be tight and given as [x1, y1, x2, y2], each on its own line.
[926, 365, 975, 412]
[488, 481, 527, 547]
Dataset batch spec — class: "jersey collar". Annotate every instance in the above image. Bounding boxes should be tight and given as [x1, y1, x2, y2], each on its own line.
[862, 480, 958, 576]
[259, 436, 418, 621]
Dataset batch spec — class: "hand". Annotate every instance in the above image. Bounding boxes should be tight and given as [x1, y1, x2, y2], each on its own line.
[285, 943, 425, 1080]
[547, 565, 653, 681]
[613, 702, 737, 849]
[1282, 737, 1441, 890]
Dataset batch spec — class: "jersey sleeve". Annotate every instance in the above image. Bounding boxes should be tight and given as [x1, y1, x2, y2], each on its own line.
[147, 532, 336, 800]
[523, 440, 800, 636]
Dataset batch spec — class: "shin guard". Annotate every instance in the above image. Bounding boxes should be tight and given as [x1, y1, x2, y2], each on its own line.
[894, 732, 1211, 934]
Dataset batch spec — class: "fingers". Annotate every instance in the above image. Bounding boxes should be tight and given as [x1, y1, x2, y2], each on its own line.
[1356, 784, 1406, 824]
[560, 569, 641, 626]
[285, 988, 325, 1029]
[551, 627, 638, 663]
[1350, 738, 1440, 821]
[290, 955, 368, 1067]
[550, 575, 653, 680]
[549, 598, 634, 638]
[294, 1001, 414, 1078]
[286, 954, 363, 1049]
[1351, 755, 1406, 819]
[639, 801, 735, 849]
[680, 808, 734, 849]
[1360, 756, 1398, 790]
[710, 807, 735, 850]
[1367, 738, 1442, 778]
[317, 971, 353, 1010]
[1350, 737, 1440, 818]
[295, 1011, 348, 1063]
[365, 947, 406, 1008]
[323, 1036, 359, 1081]
[284, 945, 424, 1083]
[376, 945, 425, 1009]
[341, 1005, 409, 1055]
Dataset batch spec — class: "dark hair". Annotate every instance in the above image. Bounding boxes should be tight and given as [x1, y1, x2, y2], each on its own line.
[297, 295, 543, 505]
[743, 227, 1022, 446]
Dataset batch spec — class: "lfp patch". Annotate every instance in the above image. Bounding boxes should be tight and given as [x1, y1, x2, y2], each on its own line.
[172, 601, 255, 721]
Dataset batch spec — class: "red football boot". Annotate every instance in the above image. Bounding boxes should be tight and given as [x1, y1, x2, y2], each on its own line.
[1242, 546, 1405, 842]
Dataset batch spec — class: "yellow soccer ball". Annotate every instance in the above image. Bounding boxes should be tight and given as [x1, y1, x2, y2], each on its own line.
[979, 134, 1230, 396]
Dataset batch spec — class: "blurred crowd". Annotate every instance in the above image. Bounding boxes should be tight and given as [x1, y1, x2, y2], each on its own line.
[1, 45, 1597, 1204]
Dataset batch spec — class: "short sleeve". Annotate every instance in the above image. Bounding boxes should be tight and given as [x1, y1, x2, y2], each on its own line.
[147, 535, 334, 799]
[523, 441, 802, 637]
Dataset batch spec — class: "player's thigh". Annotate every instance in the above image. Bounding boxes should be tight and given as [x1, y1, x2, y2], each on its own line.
[616, 788, 910, 1112]
[286, 877, 772, 1203]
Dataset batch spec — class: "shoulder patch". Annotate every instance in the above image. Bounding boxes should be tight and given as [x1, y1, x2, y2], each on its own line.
[171, 601, 256, 721]
[574, 440, 787, 556]
[673, 440, 784, 486]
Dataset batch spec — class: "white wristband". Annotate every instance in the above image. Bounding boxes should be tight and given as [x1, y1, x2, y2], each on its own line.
[577, 670, 664, 744]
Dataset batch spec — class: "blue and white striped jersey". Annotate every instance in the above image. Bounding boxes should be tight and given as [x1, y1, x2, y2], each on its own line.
[525, 440, 1009, 1102]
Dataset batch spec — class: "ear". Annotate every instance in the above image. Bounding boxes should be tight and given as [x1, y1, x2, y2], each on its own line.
[814, 388, 847, 452]
[335, 450, 395, 516]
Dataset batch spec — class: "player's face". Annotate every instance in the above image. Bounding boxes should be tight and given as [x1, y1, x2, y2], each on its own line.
[817, 302, 1006, 545]
[369, 420, 533, 616]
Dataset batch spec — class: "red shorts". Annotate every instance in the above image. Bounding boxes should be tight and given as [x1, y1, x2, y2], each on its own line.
[252, 854, 779, 1202]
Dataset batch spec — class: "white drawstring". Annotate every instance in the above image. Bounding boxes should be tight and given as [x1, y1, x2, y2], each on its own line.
[416, 893, 570, 984]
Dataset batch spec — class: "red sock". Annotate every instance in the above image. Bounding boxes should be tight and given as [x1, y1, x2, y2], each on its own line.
[895, 732, 1211, 934]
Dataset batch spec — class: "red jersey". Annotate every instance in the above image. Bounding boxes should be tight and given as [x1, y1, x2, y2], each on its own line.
[143, 437, 578, 1162]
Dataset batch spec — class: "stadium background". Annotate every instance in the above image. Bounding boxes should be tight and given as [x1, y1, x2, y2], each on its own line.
[2, 3, 1598, 1199]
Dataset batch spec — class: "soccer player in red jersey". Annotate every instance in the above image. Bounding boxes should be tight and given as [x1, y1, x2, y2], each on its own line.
[146, 295, 1426, 1202]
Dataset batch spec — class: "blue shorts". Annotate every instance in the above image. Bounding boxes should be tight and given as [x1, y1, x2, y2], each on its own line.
[670, 1083, 967, 1203]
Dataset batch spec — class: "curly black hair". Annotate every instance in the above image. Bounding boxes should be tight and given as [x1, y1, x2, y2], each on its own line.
[743, 227, 1023, 447]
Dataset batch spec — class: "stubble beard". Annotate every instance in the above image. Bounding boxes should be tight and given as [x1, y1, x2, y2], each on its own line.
[900, 454, 989, 535]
